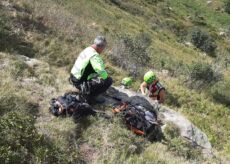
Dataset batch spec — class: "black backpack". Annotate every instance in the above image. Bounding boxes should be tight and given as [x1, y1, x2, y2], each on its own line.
[49, 92, 96, 118]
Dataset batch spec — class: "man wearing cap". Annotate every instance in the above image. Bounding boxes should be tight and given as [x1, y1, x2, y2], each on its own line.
[140, 71, 166, 104]
[69, 36, 113, 103]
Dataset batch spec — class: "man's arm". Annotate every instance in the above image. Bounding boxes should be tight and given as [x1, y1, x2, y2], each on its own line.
[90, 54, 108, 80]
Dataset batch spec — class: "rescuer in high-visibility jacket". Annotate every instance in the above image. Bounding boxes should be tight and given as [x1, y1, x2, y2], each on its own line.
[69, 36, 113, 103]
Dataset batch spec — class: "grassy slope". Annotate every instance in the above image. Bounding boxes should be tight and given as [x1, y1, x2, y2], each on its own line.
[0, 0, 230, 163]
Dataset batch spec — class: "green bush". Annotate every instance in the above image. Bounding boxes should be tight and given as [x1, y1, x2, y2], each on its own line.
[0, 112, 37, 163]
[190, 62, 214, 82]
[211, 81, 230, 106]
[191, 28, 217, 56]
[188, 62, 222, 88]
[0, 111, 80, 163]
[110, 33, 151, 77]
[224, 0, 230, 14]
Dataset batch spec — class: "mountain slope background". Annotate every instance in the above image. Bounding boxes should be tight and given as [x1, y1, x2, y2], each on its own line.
[0, 0, 230, 163]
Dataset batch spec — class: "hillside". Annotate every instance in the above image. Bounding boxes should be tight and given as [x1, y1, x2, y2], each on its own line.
[0, 0, 230, 163]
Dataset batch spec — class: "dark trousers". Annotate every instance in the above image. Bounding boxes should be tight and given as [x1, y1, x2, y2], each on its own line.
[69, 74, 113, 97]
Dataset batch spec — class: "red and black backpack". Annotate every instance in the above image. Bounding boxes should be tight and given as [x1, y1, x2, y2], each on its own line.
[112, 102, 162, 140]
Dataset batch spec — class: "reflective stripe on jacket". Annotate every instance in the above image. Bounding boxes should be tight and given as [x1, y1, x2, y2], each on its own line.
[71, 47, 108, 80]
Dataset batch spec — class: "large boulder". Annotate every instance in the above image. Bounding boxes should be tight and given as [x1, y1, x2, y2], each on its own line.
[104, 86, 213, 157]
[160, 106, 212, 157]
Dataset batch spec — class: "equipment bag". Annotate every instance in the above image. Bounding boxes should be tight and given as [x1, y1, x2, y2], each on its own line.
[49, 92, 96, 118]
[112, 102, 162, 140]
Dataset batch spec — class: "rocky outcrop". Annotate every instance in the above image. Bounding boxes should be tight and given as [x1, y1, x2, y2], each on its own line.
[104, 86, 213, 158]
[160, 107, 212, 157]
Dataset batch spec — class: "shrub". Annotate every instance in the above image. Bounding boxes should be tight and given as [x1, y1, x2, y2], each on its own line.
[224, 0, 230, 14]
[0, 111, 76, 163]
[188, 62, 222, 88]
[191, 28, 217, 56]
[190, 62, 214, 82]
[211, 80, 230, 106]
[110, 33, 151, 77]
[0, 112, 38, 163]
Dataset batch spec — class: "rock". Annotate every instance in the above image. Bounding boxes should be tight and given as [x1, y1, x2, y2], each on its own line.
[184, 41, 193, 47]
[25, 58, 41, 68]
[20, 77, 38, 86]
[207, 0, 212, 5]
[104, 86, 213, 158]
[160, 106, 212, 157]
[168, 7, 173, 11]
[161, 69, 169, 76]
[199, 52, 207, 57]
[20, 54, 48, 71]
[219, 28, 229, 37]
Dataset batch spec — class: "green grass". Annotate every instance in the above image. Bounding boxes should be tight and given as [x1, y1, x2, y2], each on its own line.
[167, 0, 230, 28]
[0, 0, 230, 163]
